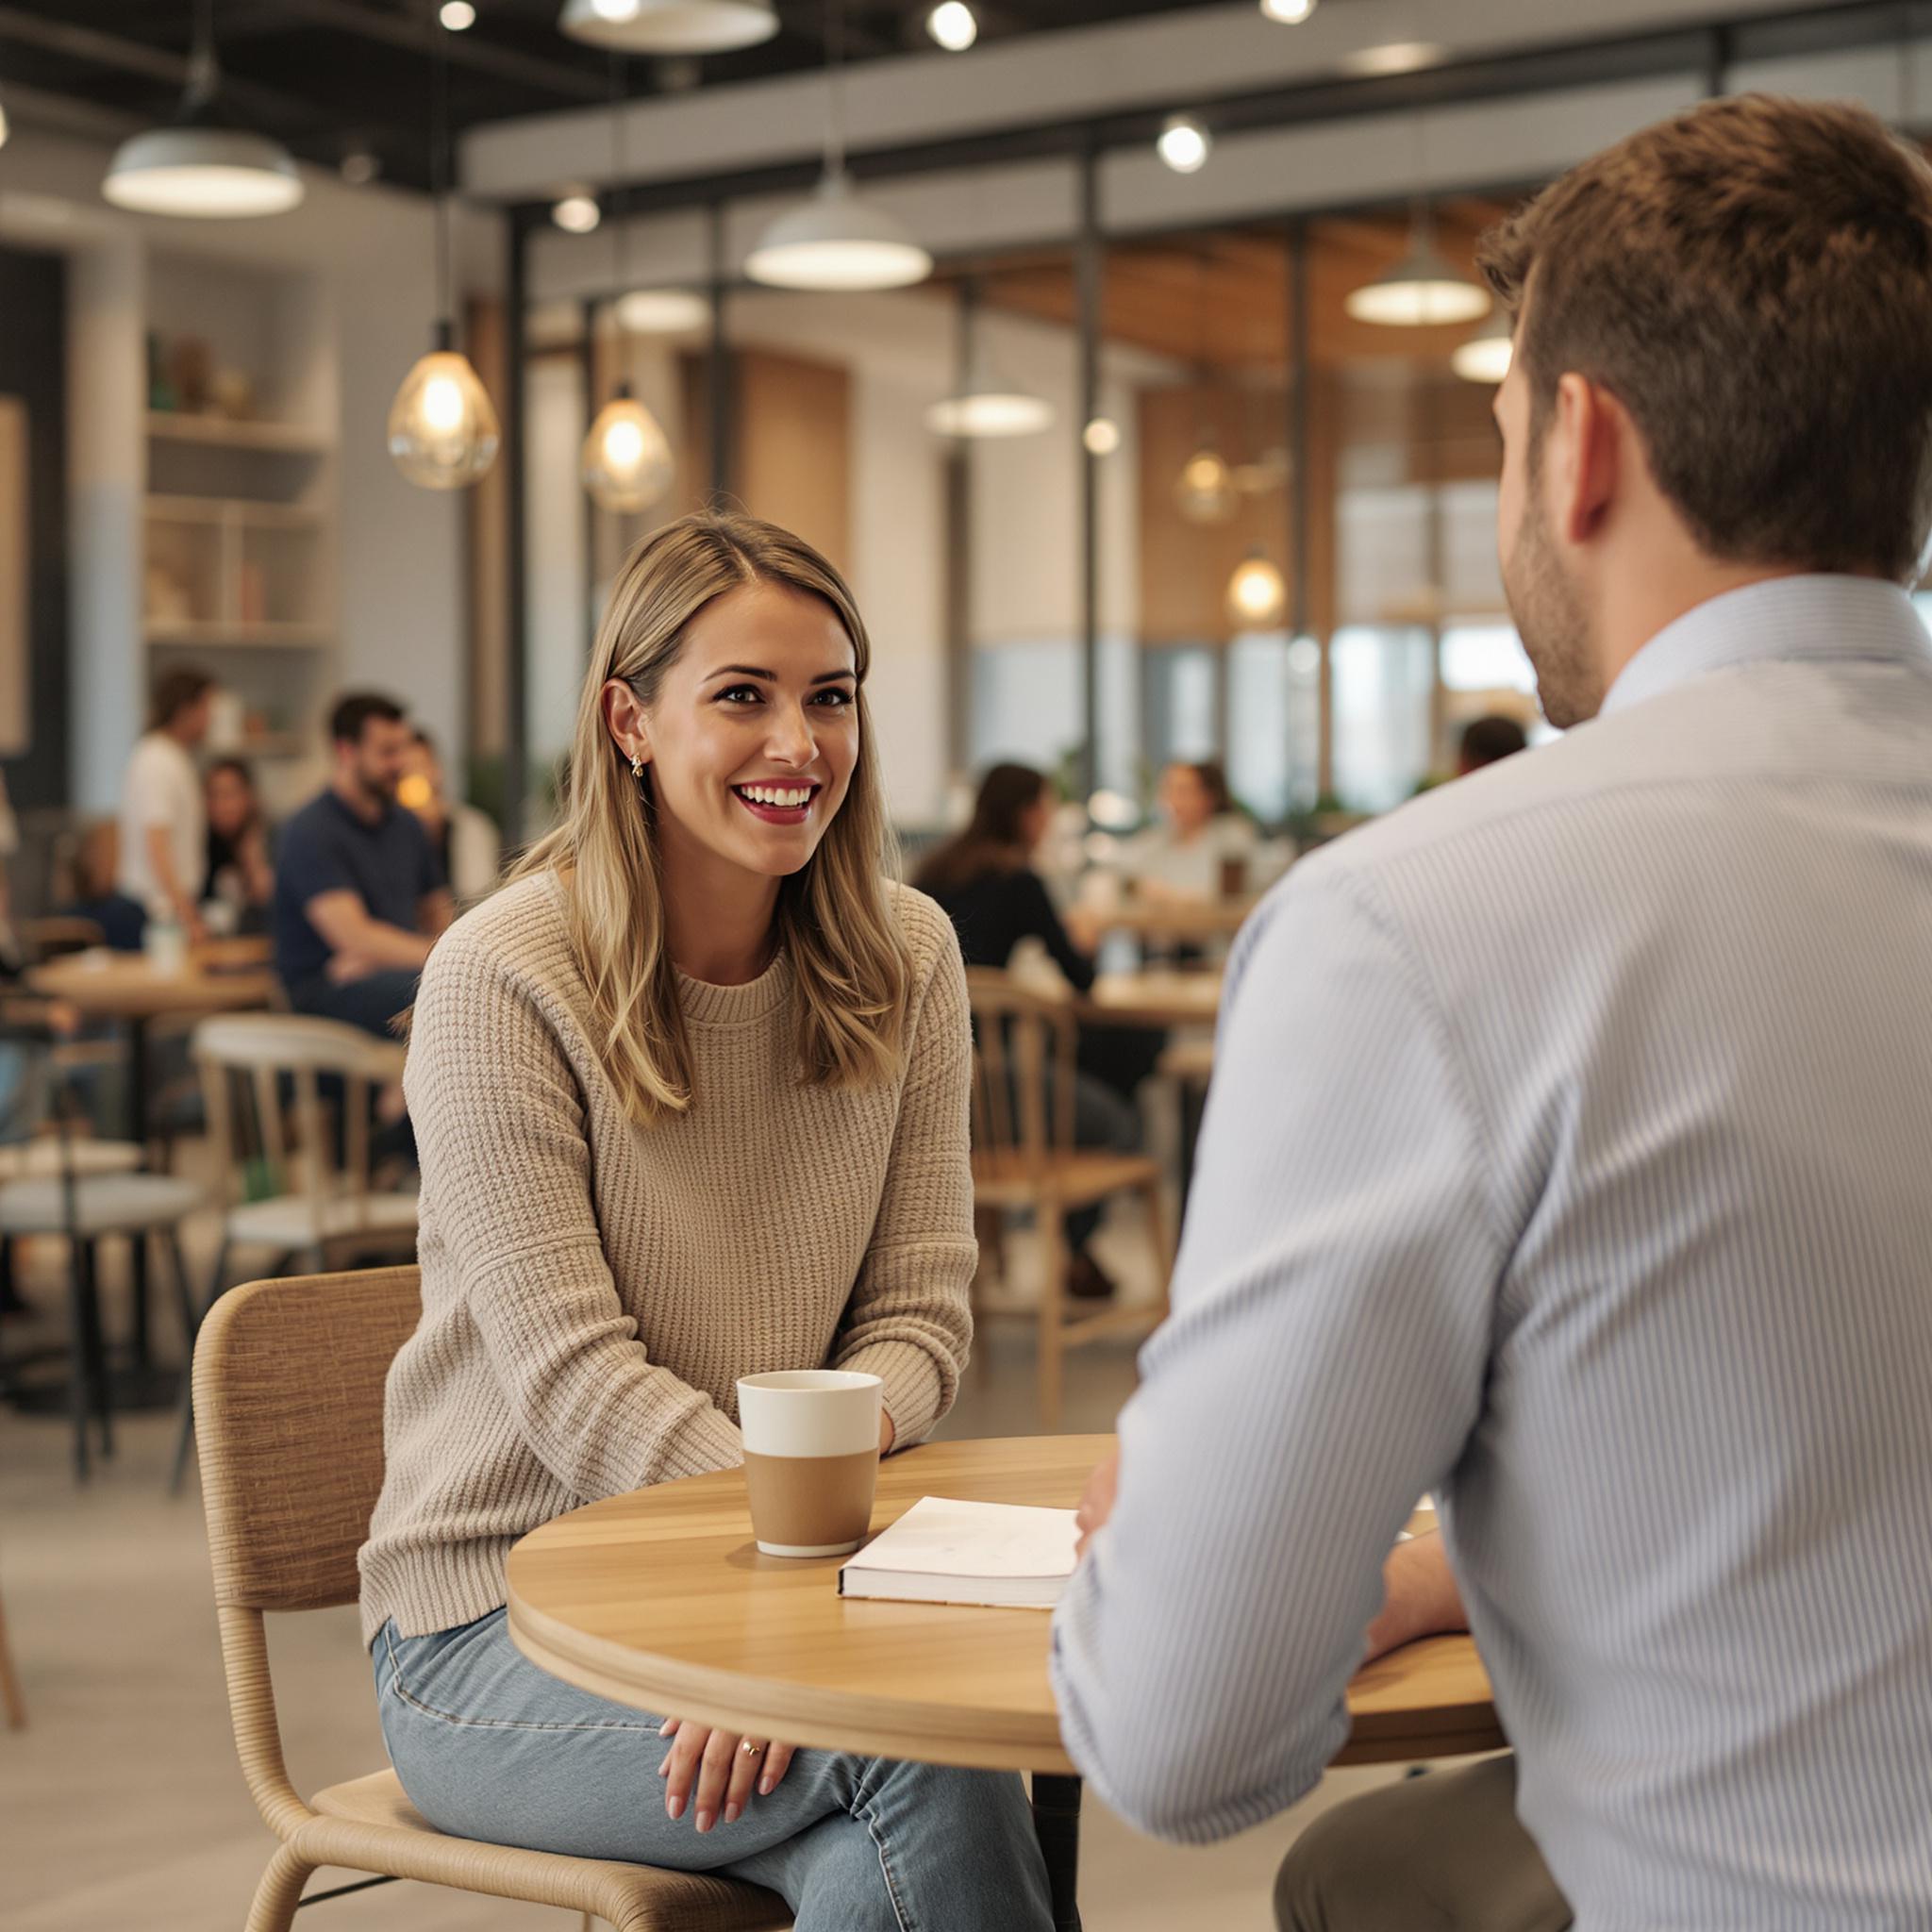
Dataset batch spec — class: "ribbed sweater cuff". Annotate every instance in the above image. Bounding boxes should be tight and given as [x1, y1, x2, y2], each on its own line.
[656, 1401, 746, 1483]
[841, 1340, 946, 1448]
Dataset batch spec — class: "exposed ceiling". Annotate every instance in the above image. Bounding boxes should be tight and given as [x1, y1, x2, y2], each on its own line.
[0, 0, 1340, 193]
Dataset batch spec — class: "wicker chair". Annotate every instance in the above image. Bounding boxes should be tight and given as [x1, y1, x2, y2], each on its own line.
[193, 1265, 791, 1932]
[964, 968, 1173, 1424]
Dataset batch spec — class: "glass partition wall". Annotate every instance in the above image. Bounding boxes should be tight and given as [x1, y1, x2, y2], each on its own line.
[511, 176, 1541, 846]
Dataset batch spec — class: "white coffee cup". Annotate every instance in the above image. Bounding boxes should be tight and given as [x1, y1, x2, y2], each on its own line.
[736, 1370, 882, 1558]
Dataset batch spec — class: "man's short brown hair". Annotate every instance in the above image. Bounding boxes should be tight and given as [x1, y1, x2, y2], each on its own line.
[149, 667, 213, 732]
[1478, 94, 1932, 582]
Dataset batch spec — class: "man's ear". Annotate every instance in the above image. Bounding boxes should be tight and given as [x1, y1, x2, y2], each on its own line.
[1549, 372, 1620, 547]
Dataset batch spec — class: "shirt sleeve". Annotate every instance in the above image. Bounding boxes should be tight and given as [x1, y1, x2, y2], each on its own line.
[1048, 863, 1505, 1840]
[1016, 870, 1097, 993]
[832, 906, 976, 1446]
[405, 929, 744, 1498]
[127, 743, 174, 829]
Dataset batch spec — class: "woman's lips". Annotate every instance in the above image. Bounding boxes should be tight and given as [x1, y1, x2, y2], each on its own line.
[733, 783, 819, 825]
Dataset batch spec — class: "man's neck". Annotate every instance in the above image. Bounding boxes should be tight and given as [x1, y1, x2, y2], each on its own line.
[330, 775, 385, 826]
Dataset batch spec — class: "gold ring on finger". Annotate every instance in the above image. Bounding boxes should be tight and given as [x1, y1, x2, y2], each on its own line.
[741, 1739, 765, 1757]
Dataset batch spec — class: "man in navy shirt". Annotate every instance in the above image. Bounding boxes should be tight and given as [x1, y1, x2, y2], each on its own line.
[275, 692, 455, 1038]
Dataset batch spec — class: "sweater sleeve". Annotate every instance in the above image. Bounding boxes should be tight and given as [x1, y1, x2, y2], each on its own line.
[405, 930, 744, 1499]
[1018, 870, 1097, 992]
[832, 898, 977, 1446]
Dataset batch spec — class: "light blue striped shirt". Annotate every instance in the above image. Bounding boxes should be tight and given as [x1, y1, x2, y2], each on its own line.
[1051, 576, 1932, 1928]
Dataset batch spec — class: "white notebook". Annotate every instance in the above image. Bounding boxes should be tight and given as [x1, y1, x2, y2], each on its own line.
[838, 1496, 1080, 1610]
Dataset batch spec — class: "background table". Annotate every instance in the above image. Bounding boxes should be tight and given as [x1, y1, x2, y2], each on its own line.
[508, 1436, 1503, 1927]
[1081, 969, 1224, 1032]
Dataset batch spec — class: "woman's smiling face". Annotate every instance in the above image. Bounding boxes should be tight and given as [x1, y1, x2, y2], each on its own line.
[618, 579, 860, 883]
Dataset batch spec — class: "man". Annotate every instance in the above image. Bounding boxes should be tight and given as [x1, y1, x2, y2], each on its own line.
[275, 693, 454, 1038]
[117, 668, 213, 939]
[1051, 93, 1932, 1931]
[1456, 712, 1529, 775]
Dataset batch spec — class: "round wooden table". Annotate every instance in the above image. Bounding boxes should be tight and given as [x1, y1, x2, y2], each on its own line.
[1090, 898, 1257, 945]
[508, 1436, 1503, 1929]
[1081, 969, 1224, 1031]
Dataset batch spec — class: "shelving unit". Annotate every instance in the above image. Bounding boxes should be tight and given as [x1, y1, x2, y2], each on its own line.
[141, 252, 340, 809]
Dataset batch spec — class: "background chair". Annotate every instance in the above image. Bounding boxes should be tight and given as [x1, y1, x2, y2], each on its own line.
[193, 1266, 790, 1932]
[964, 967, 1172, 1424]
[0, 1574, 25, 1728]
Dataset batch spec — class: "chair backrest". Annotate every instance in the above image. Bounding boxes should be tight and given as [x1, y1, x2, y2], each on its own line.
[194, 1266, 422, 1612]
[192, 1012, 405, 1212]
[963, 967, 1078, 1172]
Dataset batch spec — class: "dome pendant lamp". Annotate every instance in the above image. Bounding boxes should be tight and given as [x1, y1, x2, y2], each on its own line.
[103, 0, 304, 218]
[389, 19, 499, 489]
[745, 0, 930, 291]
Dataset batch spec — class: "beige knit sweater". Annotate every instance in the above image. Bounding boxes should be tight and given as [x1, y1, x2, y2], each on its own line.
[358, 870, 975, 1644]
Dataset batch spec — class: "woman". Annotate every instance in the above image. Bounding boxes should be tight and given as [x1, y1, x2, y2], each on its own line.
[202, 758, 275, 935]
[1123, 758, 1260, 901]
[399, 728, 502, 906]
[358, 514, 1051, 1932]
[915, 762, 1161, 1302]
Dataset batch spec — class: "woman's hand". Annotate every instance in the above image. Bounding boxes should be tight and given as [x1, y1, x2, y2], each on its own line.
[879, 1407, 896, 1455]
[1074, 1449, 1120, 1559]
[658, 1718, 797, 1831]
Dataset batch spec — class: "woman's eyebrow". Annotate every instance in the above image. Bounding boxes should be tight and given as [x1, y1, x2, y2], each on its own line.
[703, 665, 856, 684]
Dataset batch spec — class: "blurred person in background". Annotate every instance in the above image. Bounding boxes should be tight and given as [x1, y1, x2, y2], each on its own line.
[400, 729, 502, 907]
[1457, 713, 1531, 775]
[117, 668, 212, 942]
[274, 692, 453, 1039]
[58, 822, 146, 952]
[916, 762, 1161, 1301]
[201, 758, 275, 937]
[1122, 758, 1269, 901]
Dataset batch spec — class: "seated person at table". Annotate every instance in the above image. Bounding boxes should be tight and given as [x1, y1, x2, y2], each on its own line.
[274, 692, 453, 1039]
[358, 513, 1051, 1932]
[1120, 758, 1260, 901]
[1050, 96, 1932, 1932]
[201, 758, 275, 937]
[58, 822, 147, 953]
[915, 761, 1162, 1301]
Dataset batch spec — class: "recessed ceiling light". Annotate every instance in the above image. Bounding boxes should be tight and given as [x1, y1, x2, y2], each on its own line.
[553, 192, 602, 233]
[616, 288, 711, 333]
[1258, 0, 1316, 21]
[1157, 115, 1210, 175]
[439, 0, 476, 28]
[1082, 417, 1122, 457]
[927, 1, 977, 51]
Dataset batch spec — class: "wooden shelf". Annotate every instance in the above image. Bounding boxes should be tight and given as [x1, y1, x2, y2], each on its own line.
[144, 494, 325, 530]
[145, 620, 332, 649]
[145, 412, 334, 456]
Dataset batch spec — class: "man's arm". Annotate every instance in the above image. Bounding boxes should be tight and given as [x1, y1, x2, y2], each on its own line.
[1048, 868, 1506, 1841]
[306, 890, 435, 974]
[418, 888, 457, 939]
[144, 824, 206, 937]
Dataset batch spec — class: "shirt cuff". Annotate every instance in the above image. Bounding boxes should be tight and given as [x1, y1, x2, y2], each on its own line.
[837, 1340, 944, 1448]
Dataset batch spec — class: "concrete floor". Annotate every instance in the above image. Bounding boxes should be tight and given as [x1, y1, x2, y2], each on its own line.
[0, 1202, 1403, 1932]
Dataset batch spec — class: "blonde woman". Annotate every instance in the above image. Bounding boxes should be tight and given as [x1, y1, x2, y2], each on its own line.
[358, 514, 1052, 1930]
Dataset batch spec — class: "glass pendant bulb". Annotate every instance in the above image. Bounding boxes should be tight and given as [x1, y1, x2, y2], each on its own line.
[388, 326, 501, 490]
[1174, 445, 1239, 524]
[581, 384, 675, 512]
[1226, 551, 1286, 626]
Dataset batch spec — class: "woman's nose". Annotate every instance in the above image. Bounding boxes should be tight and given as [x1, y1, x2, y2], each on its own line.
[766, 705, 816, 766]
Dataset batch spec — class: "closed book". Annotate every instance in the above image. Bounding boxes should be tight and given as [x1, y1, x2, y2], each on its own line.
[838, 1496, 1080, 1610]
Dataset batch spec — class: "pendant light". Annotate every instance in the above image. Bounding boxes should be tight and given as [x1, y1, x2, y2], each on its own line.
[926, 284, 1051, 438]
[746, 0, 931, 291]
[389, 19, 500, 490]
[103, 0, 303, 219]
[1452, 312, 1513, 384]
[581, 57, 675, 514]
[558, 0, 778, 55]
[1226, 550, 1286, 627]
[1345, 201, 1489, 327]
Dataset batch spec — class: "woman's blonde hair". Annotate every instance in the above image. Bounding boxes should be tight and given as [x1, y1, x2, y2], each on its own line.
[518, 511, 912, 1124]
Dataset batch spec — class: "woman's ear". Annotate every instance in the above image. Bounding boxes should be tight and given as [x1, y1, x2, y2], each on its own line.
[601, 678, 652, 767]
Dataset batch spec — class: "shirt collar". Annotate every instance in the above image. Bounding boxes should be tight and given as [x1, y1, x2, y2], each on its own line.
[1600, 574, 1932, 717]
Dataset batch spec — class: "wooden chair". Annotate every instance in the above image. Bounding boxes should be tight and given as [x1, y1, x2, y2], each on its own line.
[194, 1266, 791, 1932]
[965, 968, 1172, 1424]
[0, 1575, 25, 1728]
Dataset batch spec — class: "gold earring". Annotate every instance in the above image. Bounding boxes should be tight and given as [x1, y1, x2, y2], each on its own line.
[629, 751, 644, 779]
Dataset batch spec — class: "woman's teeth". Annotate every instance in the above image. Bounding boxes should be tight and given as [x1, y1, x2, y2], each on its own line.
[738, 784, 813, 808]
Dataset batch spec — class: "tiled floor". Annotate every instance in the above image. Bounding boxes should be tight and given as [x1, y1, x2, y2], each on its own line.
[0, 1202, 1402, 1932]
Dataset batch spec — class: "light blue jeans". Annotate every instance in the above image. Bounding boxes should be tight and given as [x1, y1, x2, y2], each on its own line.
[373, 1609, 1055, 1932]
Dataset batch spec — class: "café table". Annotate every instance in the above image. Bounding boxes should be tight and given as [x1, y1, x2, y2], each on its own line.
[1088, 895, 1257, 949]
[24, 944, 278, 1371]
[1080, 968, 1223, 1032]
[507, 1435, 1503, 1932]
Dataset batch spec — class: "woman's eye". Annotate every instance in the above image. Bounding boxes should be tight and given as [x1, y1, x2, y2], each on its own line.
[814, 688, 855, 708]
[718, 685, 763, 705]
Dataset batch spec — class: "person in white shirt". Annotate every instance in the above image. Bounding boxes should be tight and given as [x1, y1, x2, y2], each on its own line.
[1121, 759, 1258, 902]
[399, 730, 502, 907]
[116, 669, 213, 940]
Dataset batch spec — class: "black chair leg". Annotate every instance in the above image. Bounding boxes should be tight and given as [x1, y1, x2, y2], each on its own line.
[75, 1240, 112, 1461]
[64, 1242, 92, 1481]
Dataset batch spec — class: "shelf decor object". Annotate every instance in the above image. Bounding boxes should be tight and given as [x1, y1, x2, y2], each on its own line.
[388, 18, 500, 490]
[103, 0, 303, 219]
[580, 58, 675, 515]
[746, 0, 930, 291]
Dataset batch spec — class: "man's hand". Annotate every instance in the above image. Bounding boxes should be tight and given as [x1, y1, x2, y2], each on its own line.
[1362, 1530, 1468, 1664]
[1074, 1449, 1120, 1559]
[657, 1719, 797, 1832]
[327, 947, 377, 986]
